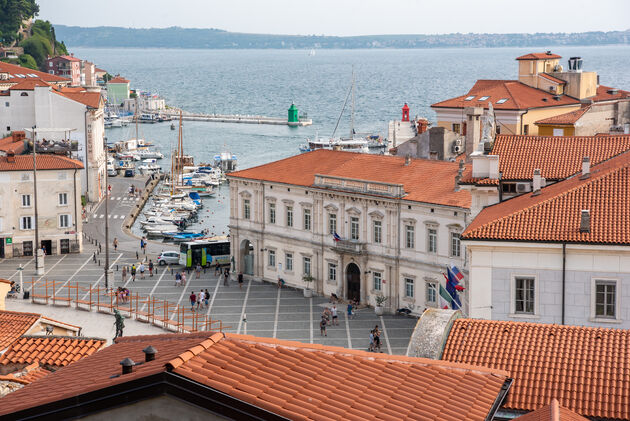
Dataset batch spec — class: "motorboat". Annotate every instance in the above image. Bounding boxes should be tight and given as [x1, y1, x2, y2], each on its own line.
[214, 151, 237, 173]
[300, 136, 369, 153]
[134, 149, 164, 160]
[138, 164, 161, 175]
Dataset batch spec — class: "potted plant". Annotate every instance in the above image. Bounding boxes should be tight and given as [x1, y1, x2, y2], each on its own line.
[374, 295, 387, 316]
[302, 274, 315, 298]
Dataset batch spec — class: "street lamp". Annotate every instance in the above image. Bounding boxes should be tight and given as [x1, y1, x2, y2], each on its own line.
[104, 135, 110, 291]
[30, 126, 44, 275]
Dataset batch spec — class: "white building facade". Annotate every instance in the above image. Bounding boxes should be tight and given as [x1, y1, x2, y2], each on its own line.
[228, 151, 471, 314]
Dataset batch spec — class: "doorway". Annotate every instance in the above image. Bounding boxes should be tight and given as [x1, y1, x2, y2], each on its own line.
[346, 263, 361, 302]
[240, 239, 254, 276]
[41, 240, 52, 255]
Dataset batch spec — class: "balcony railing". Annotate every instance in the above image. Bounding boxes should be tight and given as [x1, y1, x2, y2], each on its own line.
[331, 239, 366, 254]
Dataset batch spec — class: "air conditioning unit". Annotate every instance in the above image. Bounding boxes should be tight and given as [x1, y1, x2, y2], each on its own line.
[452, 145, 462, 153]
[516, 183, 529, 193]
[549, 86, 556, 92]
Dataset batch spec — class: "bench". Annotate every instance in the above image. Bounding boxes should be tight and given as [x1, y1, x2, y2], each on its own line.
[52, 296, 72, 307]
[75, 300, 93, 311]
[31, 294, 50, 304]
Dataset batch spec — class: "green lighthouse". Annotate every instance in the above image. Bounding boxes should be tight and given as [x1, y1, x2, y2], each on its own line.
[288, 102, 299, 125]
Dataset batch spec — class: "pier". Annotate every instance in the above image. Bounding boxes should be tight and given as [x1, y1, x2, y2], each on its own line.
[158, 109, 312, 126]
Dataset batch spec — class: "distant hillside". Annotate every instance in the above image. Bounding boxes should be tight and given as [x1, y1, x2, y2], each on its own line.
[55, 25, 630, 49]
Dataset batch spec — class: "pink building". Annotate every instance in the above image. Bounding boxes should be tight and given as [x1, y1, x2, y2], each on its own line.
[46, 55, 81, 86]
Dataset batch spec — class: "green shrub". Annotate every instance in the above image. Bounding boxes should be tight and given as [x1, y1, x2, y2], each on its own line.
[18, 54, 37, 70]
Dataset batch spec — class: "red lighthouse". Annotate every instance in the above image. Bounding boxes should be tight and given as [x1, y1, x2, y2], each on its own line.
[401, 103, 410, 122]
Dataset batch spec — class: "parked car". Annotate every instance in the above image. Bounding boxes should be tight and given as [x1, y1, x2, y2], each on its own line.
[157, 251, 180, 266]
[124, 169, 135, 177]
[107, 167, 118, 177]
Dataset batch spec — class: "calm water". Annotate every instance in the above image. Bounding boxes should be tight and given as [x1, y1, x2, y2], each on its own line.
[74, 46, 630, 236]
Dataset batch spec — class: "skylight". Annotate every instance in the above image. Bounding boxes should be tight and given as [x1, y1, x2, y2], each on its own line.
[496, 98, 508, 104]
[478, 96, 490, 101]
[16, 74, 25, 78]
[464, 96, 475, 101]
[27, 74, 37, 77]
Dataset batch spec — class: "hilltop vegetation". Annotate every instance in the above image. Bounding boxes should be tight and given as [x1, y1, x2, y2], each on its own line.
[19, 20, 68, 68]
[54, 25, 630, 49]
[0, 0, 39, 44]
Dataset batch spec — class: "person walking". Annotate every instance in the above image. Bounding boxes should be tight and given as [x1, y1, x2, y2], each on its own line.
[373, 325, 382, 353]
[204, 289, 210, 307]
[347, 302, 354, 320]
[181, 271, 187, 287]
[122, 265, 127, 283]
[131, 264, 137, 282]
[138, 263, 146, 279]
[142, 237, 147, 254]
[331, 305, 339, 326]
[214, 262, 220, 276]
[320, 316, 327, 337]
[368, 329, 375, 352]
[139, 238, 144, 251]
[238, 272, 243, 290]
[197, 290, 204, 310]
[175, 271, 182, 287]
[113, 238, 118, 251]
[195, 264, 201, 279]
[189, 291, 196, 311]
[148, 260, 154, 277]
[223, 268, 229, 286]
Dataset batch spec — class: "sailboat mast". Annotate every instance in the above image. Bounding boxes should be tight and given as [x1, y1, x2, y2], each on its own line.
[135, 97, 139, 141]
[350, 69, 355, 138]
[177, 110, 183, 188]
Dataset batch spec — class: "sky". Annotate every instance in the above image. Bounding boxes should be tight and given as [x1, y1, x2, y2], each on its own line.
[38, 0, 630, 36]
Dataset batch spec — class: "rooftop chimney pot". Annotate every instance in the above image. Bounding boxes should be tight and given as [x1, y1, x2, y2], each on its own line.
[404, 155, 411, 166]
[580, 210, 590, 233]
[581, 157, 590, 179]
[143, 346, 157, 362]
[532, 169, 542, 195]
[120, 357, 135, 375]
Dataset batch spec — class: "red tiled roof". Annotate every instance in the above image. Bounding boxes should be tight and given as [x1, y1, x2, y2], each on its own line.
[442, 319, 630, 420]
[431, 80, 580, 111]
[229, 149, 471, 208]
[55, 90, 102, 108]
[516, 52, 562, 60]
[463, 150, 630, 244]
[0, 336, 105, 367]
[0, 332, 511, 419]
[535, 106, 590, 125]
[514, 399, 589, 421]
[0, 61, 67, 83]
[592, 84, 630, 102]
[108, 76, 129, 84]
[0, 311, 40, 350]
[0, 155, 83, 171]
[459, 134, 630, 185]
[0, 363, 52, 386]
[7, 79, 50, 90]
[54, 55, 81, 63]
[538, 73, 566, 85]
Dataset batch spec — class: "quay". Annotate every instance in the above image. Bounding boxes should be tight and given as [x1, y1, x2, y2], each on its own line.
[157, 103, 313, 126]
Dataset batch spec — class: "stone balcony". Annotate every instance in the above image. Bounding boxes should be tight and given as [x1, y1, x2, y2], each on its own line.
[331, 239, 366, 255]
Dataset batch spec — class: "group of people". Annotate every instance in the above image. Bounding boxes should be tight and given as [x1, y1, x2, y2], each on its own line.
[189, 289, 211, 311]
[122, 260, 155, 283]
[116, 287, 131, 304]
[319, 305, 340, 336]
[368, 325, 382, 352]
[174, 271, 187, 287]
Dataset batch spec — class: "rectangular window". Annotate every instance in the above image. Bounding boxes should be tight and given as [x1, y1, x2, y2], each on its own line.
[514, 277, 535, 314]
[58, 193, 68, 206]
[523, 124, 529, 135]
[21, 194, 31, 207]
[328, 213, 337, 235]
[286, 206, 293, 227]
[595, 280, 616, 318]
[243, 199, 250, 220]
[426, 282, 437, 306]
[59, 214, 70, 228]
[328, 263, 337, 282]
[268, 250, 276, 267]
[373, 220, 382, 244]
[303, 208, 311, 231]
[268, 202, 276, 224]
[285, 253, 293, 271]
[427, 228, 437, 253]
[373, 272, 382, 291]
[303, 256, 311, 276]
[450, 232, 461, 257]
[405, 278, 414, 298]
[405, 225, 415, 249]
[20, 216, 32, 230]
[350, 217, 359, 240]
[452, 123, 461, 134]
[553, 128, 564, 136]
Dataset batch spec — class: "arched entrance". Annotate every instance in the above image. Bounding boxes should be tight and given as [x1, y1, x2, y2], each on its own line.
[346, 263, 361, 301]
[240, 239, 254, 275]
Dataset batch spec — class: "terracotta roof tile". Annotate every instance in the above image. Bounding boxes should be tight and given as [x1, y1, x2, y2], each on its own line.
[514, 399, 590, 421]
[442, 319, 630, 419]
[0, 61, 67, 83]
[0, 363, 52, 386]
[462, 150, 630, 244]
[108, 76, 129, 84]
[431, 80, 580, 111]
[539, 73, 566, 85]
[0, 155, 83, 171]
[55, 90, 102, 108]
[0, 310, 40, 350]
[0, 335, 106, 367]
[516, 53, 562, 60]
[535, 106, 590, 125]
[228, 149, 471, 209]
[7, 79, 50, 90]
[459, 134, 630, 185]
[592, 85, 630, 102]
[167, 333, 510, 421]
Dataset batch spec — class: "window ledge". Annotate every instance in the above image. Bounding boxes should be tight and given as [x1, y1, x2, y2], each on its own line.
[369, 289, 383, 295]
[589, 317, 623, 324]
[326, 279, 337, 285]
[508, 313, 540, 320]
[402, 296, 415, 303]
[267, 266, 277, 271]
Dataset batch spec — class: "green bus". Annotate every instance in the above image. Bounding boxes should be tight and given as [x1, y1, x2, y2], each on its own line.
[179, 236, 230, 268]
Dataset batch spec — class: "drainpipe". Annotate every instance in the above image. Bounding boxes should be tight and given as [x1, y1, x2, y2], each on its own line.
[83, 109, 89, 201]
[520, 110, 529, 135]
[73, 167, 79, 246]
[561, 243, 566, 325]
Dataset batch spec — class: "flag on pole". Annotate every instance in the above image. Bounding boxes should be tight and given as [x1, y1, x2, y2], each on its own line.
[445, 269, 463, 310]
[333, 232, 341, 242]
[439, 284, 452, 309]
[450, 264, 464, 282]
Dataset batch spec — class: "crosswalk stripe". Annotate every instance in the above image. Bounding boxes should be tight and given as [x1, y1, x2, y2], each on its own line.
[99, 214, 104, 219]
[113, 215, 118, 219]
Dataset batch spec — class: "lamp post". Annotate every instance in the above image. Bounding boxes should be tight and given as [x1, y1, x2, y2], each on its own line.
[31, 126, 44, 275]
[103, 127, 110, 291]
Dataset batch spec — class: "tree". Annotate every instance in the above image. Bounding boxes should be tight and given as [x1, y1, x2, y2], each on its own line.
[18, 53, 37, 69]
[103, 73, 114, 83]
[0, 0, 39, 44]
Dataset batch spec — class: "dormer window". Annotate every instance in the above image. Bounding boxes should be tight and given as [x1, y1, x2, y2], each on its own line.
[464, 96, 475, 101]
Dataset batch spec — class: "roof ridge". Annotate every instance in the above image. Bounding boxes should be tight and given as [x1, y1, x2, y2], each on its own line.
[166, 332, 225, 370]
[20, 334, 106, 341]
[455, 318, 630, 334]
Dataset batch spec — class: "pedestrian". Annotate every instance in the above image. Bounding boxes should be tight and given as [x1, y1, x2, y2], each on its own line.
[368, 329, 375, 352]
[195, 264, 201, 279]
[238, 272, 243, 290]
[197, 290, 204, 310]
[131, 264, 136, 282]
[320, 316, 327, 336]
[329, 293, 339, 304]
[139, 238, 144, 251]
[214, 262, 220, 276]
[373, 325, 382, 353]
[322, 307, 331, 325]
[204, 289, 210, 307]
[148, 260, 154, 277]
[190, 291, 196, 311]
[108, 184, 112, 195]
[122, 265, 127, 283]
[331, 305, 339, 326]
[113, 238, 118, 251]
[142, 237, 147, 254]
[175, 271, 182, 287]
[181, 271, 187, 286]
[277, 277, 285, 288]
[223, 270, 229, 286]
[139, 263, 146, 279]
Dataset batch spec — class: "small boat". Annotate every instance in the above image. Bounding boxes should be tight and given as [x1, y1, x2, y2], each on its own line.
[172, 232, 205, 242]
[214, 151, 237, 173]
[138, 164, 161, 175]
[170, 123, 176, 130]
[134, 149, 164, 160]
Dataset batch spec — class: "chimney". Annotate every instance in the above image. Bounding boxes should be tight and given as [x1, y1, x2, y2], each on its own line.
[404, 155, 411, 166]
[429, 151, 438, 160]
[6, 151, 15, 163]
[143, 346, 157, 362]
[532, 169, 542, 195]
[581, 157, 590, 179]
[580, 210, 590, 233]
[120, 357, 135, 375]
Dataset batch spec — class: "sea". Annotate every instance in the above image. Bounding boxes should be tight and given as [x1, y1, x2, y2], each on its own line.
[71, 46, 630, 238]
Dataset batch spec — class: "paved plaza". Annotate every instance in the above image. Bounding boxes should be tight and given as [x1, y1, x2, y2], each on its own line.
[0, 245, 417, 355]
